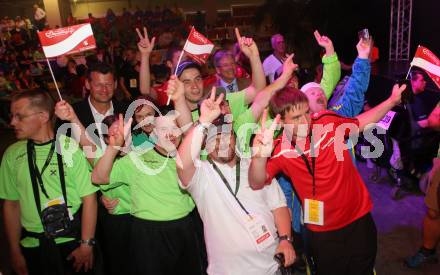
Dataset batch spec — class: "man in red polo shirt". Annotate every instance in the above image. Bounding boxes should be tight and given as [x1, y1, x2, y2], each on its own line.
[249, 84, 406, 274]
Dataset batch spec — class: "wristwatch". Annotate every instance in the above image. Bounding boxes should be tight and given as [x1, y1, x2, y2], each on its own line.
[278, 235, 293, 243]
[79, 238, 96, 246]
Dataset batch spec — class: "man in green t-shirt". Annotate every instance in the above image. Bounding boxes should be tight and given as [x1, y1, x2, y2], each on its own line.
[168, 54, 299, 157]
[92, 111, 203, 274]
[0, 89, 98, 275]
[172, 28, 266, 127]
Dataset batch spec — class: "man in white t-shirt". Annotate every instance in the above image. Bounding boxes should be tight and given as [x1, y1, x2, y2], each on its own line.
[263, 34, 287, 83]
[177, 90, 295, 274]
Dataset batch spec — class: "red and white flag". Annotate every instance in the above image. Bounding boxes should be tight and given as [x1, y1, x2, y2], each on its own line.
[37, 23, 96, 58]
[182, 27, 214, 64]
[410, 45, 440, 88]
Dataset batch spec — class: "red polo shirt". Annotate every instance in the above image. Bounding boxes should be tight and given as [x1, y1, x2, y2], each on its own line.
[266, 111, 373, 232]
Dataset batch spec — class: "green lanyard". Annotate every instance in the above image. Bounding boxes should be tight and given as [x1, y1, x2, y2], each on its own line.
[208, 159, 249, 215]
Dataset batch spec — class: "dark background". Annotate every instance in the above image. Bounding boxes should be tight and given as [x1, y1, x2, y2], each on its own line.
[257, 0, 440, 66]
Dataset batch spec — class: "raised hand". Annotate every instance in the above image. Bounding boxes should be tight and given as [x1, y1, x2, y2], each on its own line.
[389, 83, 406, 106]
[356, 36, 373, 60]
[55, 100, 79, 123]
[314, 30, 335, 56]
[281, 54, 298, 79]
[166, 75, 185, 103]
[199, 87, 224, 124]
[252, 110, 281, 158]
[108, 114, 133, 149]
[136, 27, 156, 55]
[235, 28, 259, 58]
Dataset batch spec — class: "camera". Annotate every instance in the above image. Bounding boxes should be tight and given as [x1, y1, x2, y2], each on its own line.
[41, 204, 73, 239]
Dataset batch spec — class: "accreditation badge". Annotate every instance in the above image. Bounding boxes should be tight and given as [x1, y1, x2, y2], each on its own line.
[304, 199, 324, 226]
[130, 79, 137, 88]
[244, 214, 275, 252]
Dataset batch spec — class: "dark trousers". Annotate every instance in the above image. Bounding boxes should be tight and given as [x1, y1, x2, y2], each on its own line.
[21, 240, 93, 275]
[305, 213, 377, 275]
[129, 214, 203, 275]
[189, 208, 208, 274]
[101, 213, 132, 275]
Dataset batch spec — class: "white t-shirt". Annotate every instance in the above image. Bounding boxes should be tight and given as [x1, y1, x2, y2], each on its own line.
[263, 54, 283, 84]
[181, 158, 287, 275]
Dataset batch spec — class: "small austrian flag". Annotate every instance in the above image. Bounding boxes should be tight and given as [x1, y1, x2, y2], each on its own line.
[183, 27, 214, 64]
[38, 23, 96, 58]
[410, 45, 440, 89]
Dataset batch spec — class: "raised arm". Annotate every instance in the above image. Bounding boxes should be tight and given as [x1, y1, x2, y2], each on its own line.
[91, 114, 132, 184]
[235, 28, 266, 104]
[177, 88, 224, 186]
[314, 30, 341, 99]
[331, 37, 372, 117]
[249, 54, 297, 120]
[55, 100, 97, 164]
[136, 27, 157, 99]
[356, 84, 406, 131]
[166, 75, 193, 133]
[249, 110, 281, 190]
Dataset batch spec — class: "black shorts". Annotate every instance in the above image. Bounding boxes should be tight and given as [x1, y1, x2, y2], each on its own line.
[305, 213, 377, 275]
[129, 214, 204, 275]
[22, 240, 94, 275]
[101, 213, 132, 275]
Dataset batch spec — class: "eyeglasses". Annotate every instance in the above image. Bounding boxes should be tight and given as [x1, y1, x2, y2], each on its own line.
[9, 112, 43, 122]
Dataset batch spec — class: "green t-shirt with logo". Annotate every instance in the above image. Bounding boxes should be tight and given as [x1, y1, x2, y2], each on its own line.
[98, 155, 132, 216]
[0, 136, 98, 248]
[109, 148, 195, 221]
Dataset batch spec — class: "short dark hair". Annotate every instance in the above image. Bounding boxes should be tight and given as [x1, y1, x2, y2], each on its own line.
[87, 62, 114, 80]
[11, 88, 55, 119]
[270, 87, 308, 119]
[176, 61, 201, 77]
[410, 69, 424, 81]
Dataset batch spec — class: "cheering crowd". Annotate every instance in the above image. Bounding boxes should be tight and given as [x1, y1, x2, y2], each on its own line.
[1, 5, 440, 275]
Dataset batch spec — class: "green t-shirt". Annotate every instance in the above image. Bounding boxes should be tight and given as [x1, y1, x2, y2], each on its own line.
[234, 108, 257, 157]
[0, 136, 98, 248]
[99, 155, 132, 216]
[109, 148, 195, 221]
[191, 89, 247, 123]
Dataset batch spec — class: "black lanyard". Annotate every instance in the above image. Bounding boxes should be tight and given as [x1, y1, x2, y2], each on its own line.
[208, 159, 250, 215]
[293, 133, 316, 197]
[27, 140, 68, 217]
[29, 140, 55, 199]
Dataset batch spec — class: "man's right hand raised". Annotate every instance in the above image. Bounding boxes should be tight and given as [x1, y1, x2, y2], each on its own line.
[199, 87, 224, 124]
[252, 110, 280, 158]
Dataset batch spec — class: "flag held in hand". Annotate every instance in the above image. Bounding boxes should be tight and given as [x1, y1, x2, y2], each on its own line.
[183, 27, 214, 64]
[410, 45, 440, 89]
[37, 23, 96, 58]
